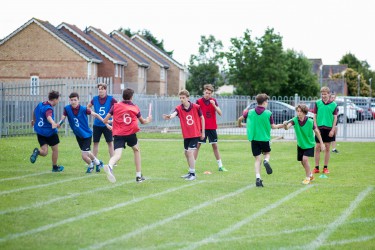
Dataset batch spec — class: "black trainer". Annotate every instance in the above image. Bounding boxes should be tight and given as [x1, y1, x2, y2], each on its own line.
[136, 176, 146, 183]
[263, 160, 273, 175]
[30, 148, 39, 163]
[256, 178, 263, 187]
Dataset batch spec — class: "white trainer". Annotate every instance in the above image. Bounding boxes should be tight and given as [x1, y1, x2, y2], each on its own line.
[104, 165, 116, 183]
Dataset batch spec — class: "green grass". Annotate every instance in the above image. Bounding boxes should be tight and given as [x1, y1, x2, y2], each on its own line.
[0, 136, 374, 250]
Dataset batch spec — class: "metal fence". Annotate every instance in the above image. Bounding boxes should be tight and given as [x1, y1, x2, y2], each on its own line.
[1, 80, 374, 140]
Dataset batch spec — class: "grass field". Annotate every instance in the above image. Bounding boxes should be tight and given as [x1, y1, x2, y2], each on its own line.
[0, 135, 374, 250]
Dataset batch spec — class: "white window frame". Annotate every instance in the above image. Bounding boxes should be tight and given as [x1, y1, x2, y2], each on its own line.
[87, 62, 92, 77]
[115, 64, 119, 77]
[160, 68, 165, 81]
[30, 76, 39, 95]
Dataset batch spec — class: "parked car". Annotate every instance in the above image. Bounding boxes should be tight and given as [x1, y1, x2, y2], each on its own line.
[371, 103, 375, 119]
[334, 97, 357, 123]
[244, 100, 314, 123]
[345, 97, 373, 120]
[300, 99, 356, 124]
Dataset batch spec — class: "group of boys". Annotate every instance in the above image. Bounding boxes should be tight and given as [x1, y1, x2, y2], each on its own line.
[30, 83, 226, 183]
[30, 83, 337, 187]
[238, 86, 337, 187]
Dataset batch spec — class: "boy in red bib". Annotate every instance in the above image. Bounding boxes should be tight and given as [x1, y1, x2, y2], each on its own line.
[163, 90, 205, 181]
[102, 88, 152, 183]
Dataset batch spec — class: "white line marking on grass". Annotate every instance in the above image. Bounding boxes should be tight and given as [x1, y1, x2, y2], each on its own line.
[144, 218, 375, 250]
[0, 181, 131, 215]
[0, 175, 99, 196]
[82, 184, 255, 250]
[0, 171, 51, 182]
[182, 185, 313, 250]
[324, 235, 375, 247]
[303, 186, 374, 250]
[0, 181, 204, 243]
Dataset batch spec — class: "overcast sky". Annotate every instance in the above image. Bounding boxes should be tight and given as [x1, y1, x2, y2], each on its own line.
[1, 0, 374, 72]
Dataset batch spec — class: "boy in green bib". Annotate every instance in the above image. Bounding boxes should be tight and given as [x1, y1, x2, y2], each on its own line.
[313, 87, 338, 174]
[284, 105, 325, 184]
[238, 94, 284, 187]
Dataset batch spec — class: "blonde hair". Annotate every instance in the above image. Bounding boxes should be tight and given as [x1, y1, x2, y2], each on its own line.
[178, 89, 190, 97]
[320, 86, 330, 94]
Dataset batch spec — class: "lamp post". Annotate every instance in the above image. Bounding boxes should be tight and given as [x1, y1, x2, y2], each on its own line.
[357, 74, 361, 96]
[370, 78, 372, 97]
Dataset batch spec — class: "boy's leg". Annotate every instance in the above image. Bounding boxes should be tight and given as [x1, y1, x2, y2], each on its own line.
[93, 142, 100, 157]
[39, 144, 49, 156]
[132, 144, 141, 173]
[193, 143, 201, 160]
[51, 144, 58, 166]
[263, 152, 272, 174]
[104, 148, 122, 183]
[107, 141, 114, 158]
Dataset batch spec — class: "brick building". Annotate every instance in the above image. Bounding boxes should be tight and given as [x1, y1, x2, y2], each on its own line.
[0, 18, 186, 95]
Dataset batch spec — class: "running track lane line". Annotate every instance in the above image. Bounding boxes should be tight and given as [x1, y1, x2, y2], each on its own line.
[81, 184, 255, 250]
[0, 181, 204, 243]
[0, 171, 50, 182]
[181, 185, 313, 250]
[0, 174, 99, 196]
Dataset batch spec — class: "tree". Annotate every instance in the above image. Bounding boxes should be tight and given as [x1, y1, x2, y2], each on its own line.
[280, 49, 320, 97]
[339, 53, 375, 97]
[225, 29, 258, 95]
[339, 68, 371, 96]
[186, 35, 224, 95]
[118, 28, 173, 57]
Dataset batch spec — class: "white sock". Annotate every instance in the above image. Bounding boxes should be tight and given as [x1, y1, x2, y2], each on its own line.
[217, 159, 223, 168]
[256, 174, 261, 179]
[189, 168, 195, 174]
[93, 158, 100, 165]
[136, 172, 142, 177]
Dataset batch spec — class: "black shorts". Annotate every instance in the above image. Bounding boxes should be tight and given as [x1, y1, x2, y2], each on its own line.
[76, 136, 92, 151]
[198, 129, 218, 144]
[184, 137, 199, 150]
[113, 134, 138, 150]
[93, 125, 113, 143]
[251, 140, 271, 156]
[37, 133, 60, 147]
[297, 146, 315, 161]
[315, 128, 334, 143]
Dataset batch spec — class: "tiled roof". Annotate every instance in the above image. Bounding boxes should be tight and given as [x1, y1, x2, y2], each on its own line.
[58, 23, 126, 65]
[87, 27, 149, 67]
[131, 37, 170, 68]
[0, 18, 102, 63]
[37, 20, 102, 62]
[111, 31, 165, 68]
[132, 34, 184, 69]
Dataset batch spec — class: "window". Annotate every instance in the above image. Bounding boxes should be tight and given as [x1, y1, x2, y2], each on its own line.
[87, 62, 92, 77]
[160, 68, 165, 80]
[115, 64, 119, 77]
[30, 76, 39, 95]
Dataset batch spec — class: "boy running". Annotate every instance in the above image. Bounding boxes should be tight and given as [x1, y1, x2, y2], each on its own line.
[102, 88, 152, 183]
[238, 94, 284, 187]
[283, 104, 325, 184]
[163, 89, 205, 181]
[59, 92, 104, 173]
[30, 90, 64, 172]
[194, 84, 227, 172]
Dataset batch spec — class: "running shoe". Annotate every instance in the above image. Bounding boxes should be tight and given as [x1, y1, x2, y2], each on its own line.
[136, 176, 146, 183]
[30, 148, 39, 163]
[185, 173, 196, 181]
[302, 179, 310, 185]
[52, 165, 64, 172]
[263, 160, 273, 175]
[96, 160, 103, 173]
[323, 168, 330, 174]
[256, 178, 263, 187]
[313, 168, 320, 174]
[104, 165, 116, 183]
[218, 167, 228, 172]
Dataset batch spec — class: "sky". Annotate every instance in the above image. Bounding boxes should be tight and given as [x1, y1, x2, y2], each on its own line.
[1, 0, 375, 71]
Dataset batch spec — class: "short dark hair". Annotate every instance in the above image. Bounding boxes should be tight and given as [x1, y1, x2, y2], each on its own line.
[69, 92, 79, 99]
[256, 93, 269, 105]
[203, 84, 214, 92]
[97, 83, 107, 89]
[48, 90, 60, 101]
[296, 104, 309, 114]
[123, 88, 134, 100]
